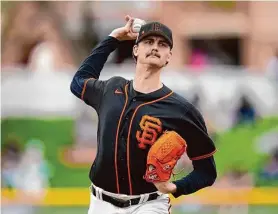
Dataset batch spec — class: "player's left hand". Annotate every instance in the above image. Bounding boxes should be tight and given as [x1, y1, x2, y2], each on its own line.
[154, 181, 177, 194]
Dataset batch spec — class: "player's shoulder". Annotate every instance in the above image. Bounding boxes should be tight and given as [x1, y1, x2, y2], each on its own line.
[104, 76, 129, 88]
[106, 76, 128, 84]
[169, 91, 204, 117]
[170, 91, 206, 126]
[169, 91, 194, 111]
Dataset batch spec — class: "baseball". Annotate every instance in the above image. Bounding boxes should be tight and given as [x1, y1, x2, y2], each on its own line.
[132, 18, 146, 33]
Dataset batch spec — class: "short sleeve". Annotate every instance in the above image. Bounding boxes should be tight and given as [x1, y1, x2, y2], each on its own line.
[180, 105, 216, 160]
[82, 78, 106, 111]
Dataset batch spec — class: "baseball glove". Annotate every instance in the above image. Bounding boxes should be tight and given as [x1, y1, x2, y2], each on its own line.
[144, 131, 187, 183]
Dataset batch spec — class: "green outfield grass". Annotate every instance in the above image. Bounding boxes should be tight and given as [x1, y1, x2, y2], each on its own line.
[214, 117, 278, 176]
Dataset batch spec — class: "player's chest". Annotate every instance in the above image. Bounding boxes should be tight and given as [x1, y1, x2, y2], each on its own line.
[100, 96, 182, 147]
[126, 105, 181, 149]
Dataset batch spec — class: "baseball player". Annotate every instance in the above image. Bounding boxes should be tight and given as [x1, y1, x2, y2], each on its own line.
[70, 15, 217, 214]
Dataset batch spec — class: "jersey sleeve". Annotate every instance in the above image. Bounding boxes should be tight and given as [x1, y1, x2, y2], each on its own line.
[81, 78, 106, 111]
[181, 105, 216, 160]
[70, 36, 120, 111]
[77, 76, 127, 111]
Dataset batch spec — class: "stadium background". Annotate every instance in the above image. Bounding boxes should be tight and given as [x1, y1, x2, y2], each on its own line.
[1, 1, 278, 214]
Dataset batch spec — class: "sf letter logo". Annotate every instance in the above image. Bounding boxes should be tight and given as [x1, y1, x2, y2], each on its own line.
[153, 23, 161, 31]
[136, 115, 163, 149]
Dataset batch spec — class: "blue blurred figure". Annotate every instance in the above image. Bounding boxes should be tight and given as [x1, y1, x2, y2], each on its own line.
[260, 148, 278, 181]
[234, 95, 258, 127]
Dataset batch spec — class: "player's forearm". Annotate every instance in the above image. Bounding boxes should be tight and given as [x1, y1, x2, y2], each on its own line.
[76, 36, 120, 79]
[172, 156, 217, 198]
[70, 36, 120, 98]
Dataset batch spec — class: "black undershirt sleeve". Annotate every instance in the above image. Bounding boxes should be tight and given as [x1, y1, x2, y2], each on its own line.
[172, 156, 217, 198]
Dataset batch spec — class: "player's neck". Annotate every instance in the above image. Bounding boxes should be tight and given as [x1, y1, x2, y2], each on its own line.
[133, 64, 163, 94]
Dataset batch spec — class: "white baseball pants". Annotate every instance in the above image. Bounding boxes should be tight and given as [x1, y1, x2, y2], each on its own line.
[87, 184, 171, 214]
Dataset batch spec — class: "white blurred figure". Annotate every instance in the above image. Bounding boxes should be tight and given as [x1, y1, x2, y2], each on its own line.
[266, 50, 278, 82]
[1, 139, 34, 214]
[1, 139, 51, 214]
[28, 42, 56, 73]
[14, 139, 51, 196]
[27, 10, 75, 73]
[266, 49, 278, 102]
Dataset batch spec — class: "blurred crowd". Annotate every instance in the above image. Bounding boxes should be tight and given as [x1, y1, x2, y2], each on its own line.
[1, 1, 278, 76]
[1, 1, 99, 72]
[1, 137, 51, 213]
[259, 148, 278, 183]
[1, 137, 51, 192]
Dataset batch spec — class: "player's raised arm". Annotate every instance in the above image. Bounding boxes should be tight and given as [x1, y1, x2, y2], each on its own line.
[70, 15, 138, 104]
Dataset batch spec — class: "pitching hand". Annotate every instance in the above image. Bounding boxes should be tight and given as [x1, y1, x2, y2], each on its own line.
[109, 15, 139, 41]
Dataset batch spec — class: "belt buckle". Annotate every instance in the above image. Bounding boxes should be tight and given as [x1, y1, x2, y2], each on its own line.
[112, 197, 131, 208]
[123, 199, 131, 208]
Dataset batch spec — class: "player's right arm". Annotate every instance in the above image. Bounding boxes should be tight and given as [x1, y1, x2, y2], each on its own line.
[70, 36, 120, 109]
[70, 15, 138, 110]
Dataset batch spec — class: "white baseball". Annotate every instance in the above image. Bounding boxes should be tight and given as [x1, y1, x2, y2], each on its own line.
[132, 18, 146, 33]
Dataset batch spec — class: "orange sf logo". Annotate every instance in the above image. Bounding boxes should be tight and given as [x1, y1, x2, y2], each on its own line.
[136, 115, 163, 149]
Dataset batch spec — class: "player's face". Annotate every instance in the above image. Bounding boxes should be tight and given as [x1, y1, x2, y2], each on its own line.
[133, 36, 172, 68]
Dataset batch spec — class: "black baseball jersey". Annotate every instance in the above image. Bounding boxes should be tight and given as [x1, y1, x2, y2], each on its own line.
[70, 36, 216, 196]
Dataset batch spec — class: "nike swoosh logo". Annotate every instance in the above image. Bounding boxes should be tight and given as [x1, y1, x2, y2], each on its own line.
[115, 89, 123, 94]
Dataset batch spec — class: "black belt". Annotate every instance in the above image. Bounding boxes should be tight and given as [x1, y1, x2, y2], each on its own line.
[91, 185, 160, 208]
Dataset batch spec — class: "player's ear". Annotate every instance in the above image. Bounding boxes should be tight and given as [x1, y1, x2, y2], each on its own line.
[133, 45, 139, 57]
[165, 50, 172, 66]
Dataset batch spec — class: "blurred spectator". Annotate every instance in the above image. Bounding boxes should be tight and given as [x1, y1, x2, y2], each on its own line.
[259, 148, 278, 181]
[266, 49, 278, 100]
[1, 1, 75, 71]
[46, 1, 100, 63]
[234, 95, 258, 127]
[1, 2, 43, 67]
[1, 137, 36, 214]
[1, 137, 23, 189]
[189, 48, 209, 70]
[28, 12, 75, 72]
[266, 49, 278, 83]
[15, 139, 52, 195]
[1, 138, 51, 214]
